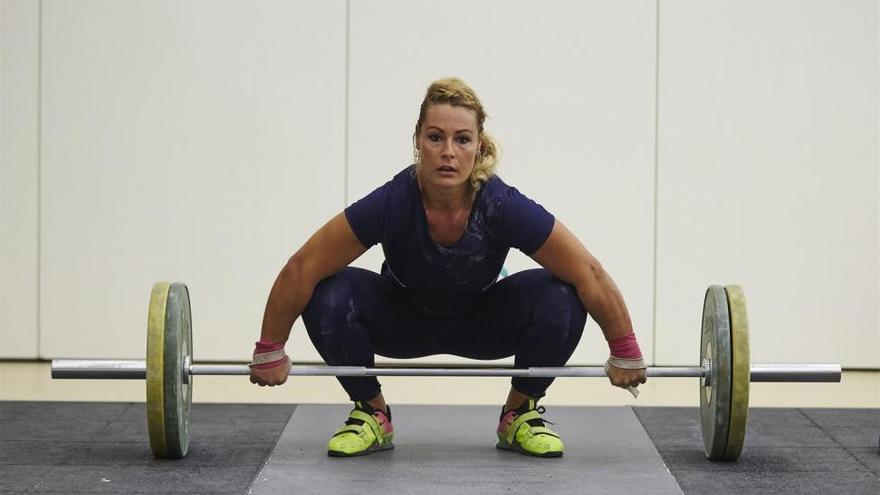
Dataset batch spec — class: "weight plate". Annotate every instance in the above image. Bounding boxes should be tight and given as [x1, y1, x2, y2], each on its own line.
[724, 285, 750, 461]
[147, 282, 170, 458]
[700, 285, 732, 460]
[147, 282, 193, 459]
[163, 282, 193, 458]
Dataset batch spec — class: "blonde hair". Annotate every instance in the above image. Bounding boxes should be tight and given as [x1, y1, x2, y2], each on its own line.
[413, 77, 501, 191]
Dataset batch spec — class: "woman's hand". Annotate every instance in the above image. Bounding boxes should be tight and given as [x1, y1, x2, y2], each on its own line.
[249, 357, 292, 386]
[606, 363, 647, 390]
[255, 212, 369, 383]
[249, 340, 291, 386]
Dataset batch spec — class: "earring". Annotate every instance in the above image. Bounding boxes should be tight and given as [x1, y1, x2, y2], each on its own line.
[414, 148, 421, 164]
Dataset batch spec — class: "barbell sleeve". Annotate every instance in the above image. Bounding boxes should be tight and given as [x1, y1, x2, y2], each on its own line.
[748, 363, 842, 382]
[52, 360, 148, 380]
[50, 359, 841, 382]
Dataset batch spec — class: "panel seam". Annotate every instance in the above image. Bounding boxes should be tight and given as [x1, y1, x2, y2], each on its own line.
[343, 0, 350, 207]
[652, 0, 661, 366]
[796, 409, 875, 473]
[36, 0, 43, 359]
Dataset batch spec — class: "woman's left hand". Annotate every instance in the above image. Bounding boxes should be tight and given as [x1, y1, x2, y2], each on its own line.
[606, 361, 647, 389]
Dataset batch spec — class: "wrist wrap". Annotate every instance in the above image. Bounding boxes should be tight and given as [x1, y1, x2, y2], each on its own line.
[607, 332, 643, 359]
[249, 340, 289, 370]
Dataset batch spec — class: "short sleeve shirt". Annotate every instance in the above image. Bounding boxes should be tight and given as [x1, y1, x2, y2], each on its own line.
[344, 165, 555, 312]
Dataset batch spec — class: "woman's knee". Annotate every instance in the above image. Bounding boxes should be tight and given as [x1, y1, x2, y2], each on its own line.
[301, 268, 375, 366]
[301, 268, 360, 339]
[529, 271, 587, 345]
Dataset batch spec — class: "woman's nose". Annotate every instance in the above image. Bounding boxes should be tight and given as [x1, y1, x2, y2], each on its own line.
[442, 139, 455, 156]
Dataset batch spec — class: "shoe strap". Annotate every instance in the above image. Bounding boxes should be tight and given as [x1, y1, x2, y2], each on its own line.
[507, 407, 560, 440]
[513, 409, 543, 425]
[331, 424, 365, 438]
[352, 402, 392, 422]
[348, 408, 376, 425]
[348, 408, 387, 440]
[524, 425, 561, 439]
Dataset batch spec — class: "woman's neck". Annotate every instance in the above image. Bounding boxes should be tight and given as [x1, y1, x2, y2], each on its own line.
[417, 177, 474, 212]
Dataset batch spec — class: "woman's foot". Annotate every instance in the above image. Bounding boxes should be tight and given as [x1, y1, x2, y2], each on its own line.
[496, 399, 564, 458]
[327, 401, 395, 457]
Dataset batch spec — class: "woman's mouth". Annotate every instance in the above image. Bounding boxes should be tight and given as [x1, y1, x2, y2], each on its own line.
[437, 165, 456, 175]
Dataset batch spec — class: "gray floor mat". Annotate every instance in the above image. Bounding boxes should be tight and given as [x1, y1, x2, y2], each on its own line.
[249, 404, 682, 495]
[633, 406, 880, 495]
[0, 401, 293, 494]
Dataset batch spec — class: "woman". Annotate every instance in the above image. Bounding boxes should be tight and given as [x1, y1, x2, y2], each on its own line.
[249, 78, 647, 458]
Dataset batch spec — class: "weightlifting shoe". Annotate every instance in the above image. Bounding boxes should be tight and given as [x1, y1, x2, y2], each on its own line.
[327, 401, 394, 457]
[496, 399, 564, 458]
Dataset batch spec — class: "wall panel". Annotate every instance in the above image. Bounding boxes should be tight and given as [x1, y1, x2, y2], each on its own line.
[655, 0, 879, 367]
[40, 0, 347, 360]
[348, 0, 658, 365]
[1, 0, 40, 358]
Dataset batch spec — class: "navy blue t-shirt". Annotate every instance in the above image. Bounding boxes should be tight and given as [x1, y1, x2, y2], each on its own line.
[345, 165, 555, 314]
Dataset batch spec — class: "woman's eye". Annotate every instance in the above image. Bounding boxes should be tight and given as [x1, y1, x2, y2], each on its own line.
[457, 136, 471, 144]
[428, 134, 442, 142]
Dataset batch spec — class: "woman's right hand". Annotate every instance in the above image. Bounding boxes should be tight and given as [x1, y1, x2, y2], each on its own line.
[249, 340, 291, 386]
[252, 212, 368, 386]
[249, 357, 291, 386]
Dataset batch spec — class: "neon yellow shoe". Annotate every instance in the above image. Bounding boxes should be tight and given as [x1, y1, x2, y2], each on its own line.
[496, 399, 564, 458]
[327, 402, 394, 457]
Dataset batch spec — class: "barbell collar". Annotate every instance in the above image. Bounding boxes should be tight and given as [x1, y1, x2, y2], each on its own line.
[50, 359, 841, 382]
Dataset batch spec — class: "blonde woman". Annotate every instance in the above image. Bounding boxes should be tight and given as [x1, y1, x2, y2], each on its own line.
[250, 78, 647, 458]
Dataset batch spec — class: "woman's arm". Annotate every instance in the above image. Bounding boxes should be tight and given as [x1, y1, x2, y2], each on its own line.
[250, 212, 367, 386]
[260, 211, 368, 344]
[529, 219, 646, 390]
[529, 219, 633, 341]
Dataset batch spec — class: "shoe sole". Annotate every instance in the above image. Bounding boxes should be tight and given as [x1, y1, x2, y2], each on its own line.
[496, 440, 563, 458]
[327, 441, 394, 458]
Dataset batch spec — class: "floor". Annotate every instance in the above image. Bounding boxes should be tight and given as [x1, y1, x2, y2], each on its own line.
[251, 405, 683, 495]
[634, 407, 880, 495]
[0, 402, 289, 494]
[0, 362, 878, 494]
[1, 402, 877, 494]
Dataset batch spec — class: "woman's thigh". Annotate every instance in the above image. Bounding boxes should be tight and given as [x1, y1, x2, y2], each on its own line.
[302, 267, 445, 359]
[444, 268, 586, 361]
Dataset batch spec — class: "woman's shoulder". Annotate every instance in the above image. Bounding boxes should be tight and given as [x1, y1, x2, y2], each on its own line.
[477, 173, 555, 251]
[479, 173, 521, 205]
[474, 174, 513, 223]
[370, 165, 419, 211]
[387, 164, 419, 193]
[357, 165, 417, 199]
[477, 174, 549, 219]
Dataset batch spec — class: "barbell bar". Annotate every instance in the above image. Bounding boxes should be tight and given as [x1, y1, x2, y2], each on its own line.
[48, 281, 842, 463]
[51, 360, 841, 381]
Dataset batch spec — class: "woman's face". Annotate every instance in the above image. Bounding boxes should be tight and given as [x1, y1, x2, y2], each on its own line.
[416, 104, 481, 192]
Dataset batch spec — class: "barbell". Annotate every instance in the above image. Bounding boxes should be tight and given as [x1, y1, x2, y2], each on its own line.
[51, 282, 841, 462]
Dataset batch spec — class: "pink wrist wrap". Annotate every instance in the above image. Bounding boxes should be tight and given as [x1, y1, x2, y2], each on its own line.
[249, 340, 289, 370]
[608, 332, 642, 359]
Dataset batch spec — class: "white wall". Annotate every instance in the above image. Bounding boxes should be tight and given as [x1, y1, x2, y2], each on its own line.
[1, 0, 877, 369]
[346, 0, 657, 365]
[38, 0, 347, 360]
[655, 0, 879, 367]
[1, 0, 40, 358]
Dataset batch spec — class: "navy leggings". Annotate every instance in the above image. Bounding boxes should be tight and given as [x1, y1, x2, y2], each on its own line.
[301, 267, 587, 401]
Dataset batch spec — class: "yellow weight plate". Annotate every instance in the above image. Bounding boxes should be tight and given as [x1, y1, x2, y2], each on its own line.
[147, 282, 170, 458]
[724, 285, 750, 461]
